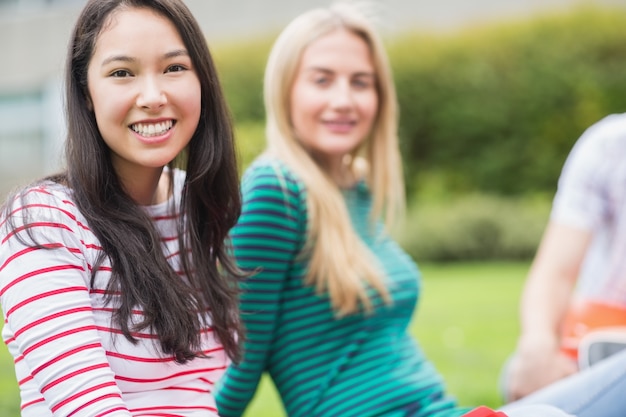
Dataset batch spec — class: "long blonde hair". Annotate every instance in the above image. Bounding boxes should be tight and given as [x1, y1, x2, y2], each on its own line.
[263, 2, 405, 315]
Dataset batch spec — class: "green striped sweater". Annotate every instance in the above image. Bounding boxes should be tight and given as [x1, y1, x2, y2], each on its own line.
[216, 158, 469, 417]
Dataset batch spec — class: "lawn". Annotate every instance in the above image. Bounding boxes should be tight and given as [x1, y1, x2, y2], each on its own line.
[0, 261, 527, 416]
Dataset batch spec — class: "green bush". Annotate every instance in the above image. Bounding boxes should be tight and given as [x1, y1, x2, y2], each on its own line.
[389, 5, 626, 196]
[235, 121, 266, 171]
[213, 40, 272, 124]
[396, 193, 551, 262]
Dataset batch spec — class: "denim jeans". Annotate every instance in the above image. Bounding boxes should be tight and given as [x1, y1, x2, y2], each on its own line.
[500, 348, 626, 417]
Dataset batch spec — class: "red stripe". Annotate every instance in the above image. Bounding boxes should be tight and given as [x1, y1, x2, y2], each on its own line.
[165, 250, 180, 260]
[5, 286, 88, 318]
[51, 381, 119, 412]
[17, 374, 33, 386]
[115, 366, 225, 383]
[94, 326, 159, 340]
[105, 344, 223, 363]
[80, 241, 103, 251]
[42, 363, 111, 393]
[2, 221, 74, 244]
[198, 377, 215, 385]
[0, 264, 85, 296]
[106, 351, 176, 363]
[90, 289, 120, 296]
[21, 396, 46, 410]
[14, 307, 92, 339]
[0, 243, 82, 271]
[131, 405, 218, 414]
[67, 393, 124, 416]
[23, 326, 98, 356]
[22, 202, 90, 232]
[0, 245, 56, 271]
[162, 386, 210, 394]
[32, 342, 102, 376]
[93, 307, 143, 315]
[93, 406, 130, 417]
[152, 214, 179, 221]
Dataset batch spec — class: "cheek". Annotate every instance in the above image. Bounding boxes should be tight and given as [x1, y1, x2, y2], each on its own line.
[290, 87, 321, 128]
[90, 85, 129, 125]
[363, 93, 379, 119]
[180, 79, 202, 124]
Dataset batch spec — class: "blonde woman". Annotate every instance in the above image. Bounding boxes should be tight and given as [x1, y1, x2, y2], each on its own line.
[214, 3, 605, 417]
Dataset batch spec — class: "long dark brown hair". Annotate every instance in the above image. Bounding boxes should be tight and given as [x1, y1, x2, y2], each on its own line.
[8, 0, 243, 363]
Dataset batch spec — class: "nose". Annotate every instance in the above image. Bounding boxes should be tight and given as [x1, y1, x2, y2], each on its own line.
[136, 76, 167, 110]
[329, 79, 354, 109]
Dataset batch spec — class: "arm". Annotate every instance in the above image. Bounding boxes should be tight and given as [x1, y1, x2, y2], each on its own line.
[506, 120, 614, 401]
[215, 163, 306, 416]
[0, 189, 131, 416]
[506, 221, 591, 400]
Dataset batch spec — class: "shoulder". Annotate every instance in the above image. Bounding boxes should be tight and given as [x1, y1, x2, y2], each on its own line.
[0, 180, 88, 251]
[2, 181, 81, 226]
[241, 157, 306, 199]
[558, 113, 626, 178]
[238, 157, 308, 226]
[573, 113, 626, 155]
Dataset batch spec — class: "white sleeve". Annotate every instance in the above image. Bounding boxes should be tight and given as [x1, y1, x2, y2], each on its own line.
[551, 117, 617, 231]
[0, 188, 132, 416]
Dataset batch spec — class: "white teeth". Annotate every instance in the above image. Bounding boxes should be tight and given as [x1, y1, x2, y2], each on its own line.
[130, 120, 173, 137]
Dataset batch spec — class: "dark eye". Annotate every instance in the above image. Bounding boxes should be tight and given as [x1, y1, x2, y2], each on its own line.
[313, 76, 330, 86]
[352, 77, 373, 89]
[166, 64, 187, 73]
[110, 69, 131, 78]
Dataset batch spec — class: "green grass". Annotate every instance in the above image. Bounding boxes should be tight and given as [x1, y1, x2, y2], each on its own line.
[0, 261, 527, 416]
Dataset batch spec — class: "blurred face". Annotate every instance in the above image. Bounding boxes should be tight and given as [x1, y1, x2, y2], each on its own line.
[87, 7, 201, 182]
[289, 29, 378, 171]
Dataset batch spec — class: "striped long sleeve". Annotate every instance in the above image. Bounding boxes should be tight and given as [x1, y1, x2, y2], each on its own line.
[216, 160, 307, 415]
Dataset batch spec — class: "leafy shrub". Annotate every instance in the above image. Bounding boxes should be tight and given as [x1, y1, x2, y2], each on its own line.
[389, 5, 626, 196]
[235, 121, 266, 171]
[213, 40, 271, 124]
[396, 193, 551, 262]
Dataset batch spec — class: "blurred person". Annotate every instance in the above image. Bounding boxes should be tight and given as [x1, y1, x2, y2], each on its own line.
[0, 0, 244, 415]
[211, 2, 623, 416]
[503, 113, 626, 402]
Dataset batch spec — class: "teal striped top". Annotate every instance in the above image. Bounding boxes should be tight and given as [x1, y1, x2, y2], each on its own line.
[215, 158, 469, 417]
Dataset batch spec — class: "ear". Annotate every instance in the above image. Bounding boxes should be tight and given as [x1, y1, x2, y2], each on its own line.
[86, 93, 93, 111]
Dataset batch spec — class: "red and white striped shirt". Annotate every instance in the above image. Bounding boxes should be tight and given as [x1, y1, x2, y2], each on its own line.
[0, 169, 227, 416]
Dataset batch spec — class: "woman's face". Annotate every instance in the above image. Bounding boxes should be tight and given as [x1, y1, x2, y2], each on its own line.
[87, 7, 201, 182]
[289, 28, 378, 169]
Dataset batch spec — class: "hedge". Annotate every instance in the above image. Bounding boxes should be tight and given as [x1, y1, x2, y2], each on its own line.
[395, 193, 551, 262]
[389, 5, 626, 196]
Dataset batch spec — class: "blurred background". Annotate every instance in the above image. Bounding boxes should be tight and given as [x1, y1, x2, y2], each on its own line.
[2, 0, 626, 415]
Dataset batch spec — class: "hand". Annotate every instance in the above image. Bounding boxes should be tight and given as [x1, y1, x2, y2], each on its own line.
[505, 342, 578, 401]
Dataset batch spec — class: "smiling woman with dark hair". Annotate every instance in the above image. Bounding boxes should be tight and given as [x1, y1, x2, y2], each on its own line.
[0, 0, 243, 415]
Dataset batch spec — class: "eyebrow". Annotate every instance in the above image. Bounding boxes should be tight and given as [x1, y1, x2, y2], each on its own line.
[306, 66, 375, 77]
[100, 48, 190, 67]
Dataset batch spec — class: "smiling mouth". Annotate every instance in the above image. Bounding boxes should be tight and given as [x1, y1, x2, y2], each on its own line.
[130, 120, 174, 137]
[325, 120, 356, 127]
